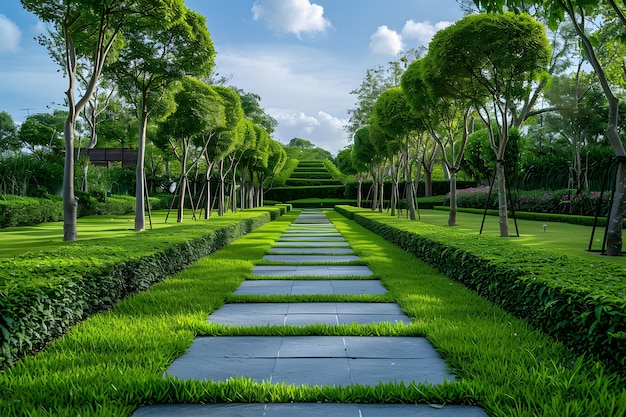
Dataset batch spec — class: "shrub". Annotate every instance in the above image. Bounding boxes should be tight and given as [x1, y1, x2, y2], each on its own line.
[0, 207, 280, 368]
[334, 205, 626, 375]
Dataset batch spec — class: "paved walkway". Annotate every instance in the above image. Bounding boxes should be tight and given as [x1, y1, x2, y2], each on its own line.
[132, 209, 488, 416]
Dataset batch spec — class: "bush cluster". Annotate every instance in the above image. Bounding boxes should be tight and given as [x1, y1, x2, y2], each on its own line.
[344, 180, 476, 200]
[0, 207, 281, 368]
[334, 205, 626, 375]
[445, 186, 612, 216]
[0, 194, 175, 228]
[0, 195, 64, 227]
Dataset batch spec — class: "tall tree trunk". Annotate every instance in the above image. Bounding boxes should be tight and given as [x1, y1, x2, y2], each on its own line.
[177, 142, 189, 223]
[371, 177, 378, 211]
[219, 159, 225, 216]
[357, 177, 363, 208]
[134, 108, 148, 231]
[607, 160, 626, 256]
[496, 160, 509, 237]
[406, 161, 416, 221]
[62, 34, 78, 242]
[204, 162, 214, 219]
[448, 169, 457, 226]
[423, 167, 432, 198]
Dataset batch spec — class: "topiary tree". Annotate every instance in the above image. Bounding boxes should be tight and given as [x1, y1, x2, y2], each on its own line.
[421, 12, 550, 236]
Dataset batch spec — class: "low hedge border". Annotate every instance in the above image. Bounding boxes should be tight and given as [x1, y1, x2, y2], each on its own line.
[334, 205, 626, 374]
[0, 194, 174, 229]
[0, 207, 281, 368]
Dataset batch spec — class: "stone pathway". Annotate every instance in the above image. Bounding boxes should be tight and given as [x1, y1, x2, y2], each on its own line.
[132, 209, 488, 416]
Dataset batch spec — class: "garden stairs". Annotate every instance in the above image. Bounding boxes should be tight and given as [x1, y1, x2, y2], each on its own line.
[266, 160, 345, 204]
[132, 210, 488, 416]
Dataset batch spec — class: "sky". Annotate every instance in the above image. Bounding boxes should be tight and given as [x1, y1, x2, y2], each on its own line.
[0, 0, 465, 155]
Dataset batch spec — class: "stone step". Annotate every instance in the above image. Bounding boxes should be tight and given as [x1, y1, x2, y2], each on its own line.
[252, 265, 373, 277]
[261, 255, 360, 263]
[234, 279, 386, 295]
[206, 302, 409, 326]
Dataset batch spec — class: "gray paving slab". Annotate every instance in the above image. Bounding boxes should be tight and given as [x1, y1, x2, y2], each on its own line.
[268, 247, 355, 255]
[165, 336, 454, 387]
[234, 280, 387, 295]
[278, 236, 346, 241]
[252, 265, 373, 277]
[207, 303, 410, 326]
[261, 255, 361, 263]
[132, 403, 489, 417]
[273, 241, 351, 247]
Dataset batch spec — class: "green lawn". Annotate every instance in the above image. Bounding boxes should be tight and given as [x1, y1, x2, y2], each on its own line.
[415, 208, 626, 263]
[1, 209, 624, 416]
[0, 210, 213, 258]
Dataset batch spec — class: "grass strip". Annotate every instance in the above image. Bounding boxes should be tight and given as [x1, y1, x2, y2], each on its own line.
[1, 210, 624, 416]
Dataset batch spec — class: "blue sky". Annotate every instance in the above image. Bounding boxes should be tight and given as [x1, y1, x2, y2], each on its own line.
[0, 0, 464, 154]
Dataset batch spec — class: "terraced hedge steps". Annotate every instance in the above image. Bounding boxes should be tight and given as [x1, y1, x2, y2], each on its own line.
[265, 160, 345, 202]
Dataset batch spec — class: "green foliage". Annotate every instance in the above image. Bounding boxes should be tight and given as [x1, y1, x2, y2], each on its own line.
[462, 126, 525, 183]
[0, 153, 64, 196]
[0, 208, 279, 368]
[0, 195, 63, 228]
[282, 139, 332, 161]
[323, 159, 345, 183]
[335, 205, 626, 375]
[0, 111, 19, 152]
[271, 158, 298, 187]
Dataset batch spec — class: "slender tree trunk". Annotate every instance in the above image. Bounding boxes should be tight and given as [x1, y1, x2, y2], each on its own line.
[423, 168, 433, 198]
[371, 176, 378, 211]
[134, 108, 148, 231]
[607, 160, 626, 256]
[357, 177, 363, 208]
[496, 160, 509, 237]
[448, 170, 457, 226]
[177, 142, 189, 223]
[204, 162, 214, 220]
[406, 161, 416, 221]
[219, 159, 225, 216]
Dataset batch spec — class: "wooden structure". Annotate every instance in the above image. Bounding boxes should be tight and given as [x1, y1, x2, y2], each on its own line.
[76, 148, 138, 168]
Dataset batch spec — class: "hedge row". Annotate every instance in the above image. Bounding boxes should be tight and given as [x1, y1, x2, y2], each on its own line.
[0, 207, 284, 368]
[334, 205, 626, 374]
[0, 194, 174, 229]
[343, 180, 476, 200]
[265, 185, 345, 201]
[285, 178, 342, 187]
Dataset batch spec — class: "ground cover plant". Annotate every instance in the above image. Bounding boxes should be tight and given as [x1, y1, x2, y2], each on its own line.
[335, 206, 626, 374]
[0, 207, 285, 367]
[1, 210, 624, 416]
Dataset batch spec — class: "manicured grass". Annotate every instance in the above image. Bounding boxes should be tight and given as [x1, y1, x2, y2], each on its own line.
[1, 209, 624, 416]
[0, 209, 213, 258]
[415, 208, 625, 263]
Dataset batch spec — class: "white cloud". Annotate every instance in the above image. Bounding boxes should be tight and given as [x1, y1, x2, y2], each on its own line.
[0, 14, 21, 54]
[272, 110, 348, 155]
[215, 44, 358, 154]
[252, 0, 331, 37]
[369, 25, 403, 56]
[402, 20, 452, 46]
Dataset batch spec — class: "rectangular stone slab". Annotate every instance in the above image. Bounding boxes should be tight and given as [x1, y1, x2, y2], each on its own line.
[252, 265, 373, 277]
[207, 303, 409, 326]
[268, 248, 355, 255]
[234, 280, 386, 295]
[132, 403, 489, 417]
[165, 336, 455, 387]
[273, 241, 351, 247]
[261, 255, 361, 263]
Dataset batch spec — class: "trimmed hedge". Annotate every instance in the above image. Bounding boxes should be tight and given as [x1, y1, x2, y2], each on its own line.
[334, 205, 626, 375]
[343, 180, 476, 200]
[0, 207, 281, 368]
[0, 194, 174, 228]
[265, 185, 345, 201]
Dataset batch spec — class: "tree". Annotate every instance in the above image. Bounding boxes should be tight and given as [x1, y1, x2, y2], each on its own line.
[351, 126, 378, 208]
[156, 77, 224, 222]
[345, 50, 423, 137]
[475, 0, 626, 254]
[17, 111, 67, 155]
[203, 85, 243, 217]
[0, 112, 19, 153]
[371, 88, 421, 219]
[424, 12, 550, 237]
[107, 6, 215, 231]
[21, 0, 181, 241]
[234, 89, 278, 134]
[402, 58, 471, 226]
